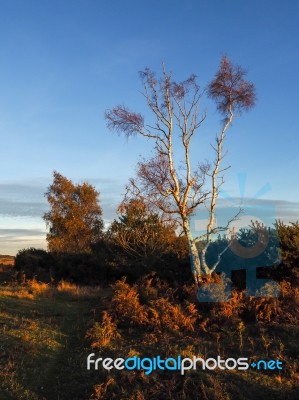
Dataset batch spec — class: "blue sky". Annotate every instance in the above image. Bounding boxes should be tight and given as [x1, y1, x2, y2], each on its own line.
[0, 0, 298, 255]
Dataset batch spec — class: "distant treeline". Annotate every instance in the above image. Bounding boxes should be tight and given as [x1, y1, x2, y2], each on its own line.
[14, 235, 190, 285]
[14, 221, 299, 287]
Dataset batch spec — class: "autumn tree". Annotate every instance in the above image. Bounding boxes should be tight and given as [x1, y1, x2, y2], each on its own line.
[108, 198, 177, 266]
[105, 57, 255, 284]
[43, 171, 104, 253]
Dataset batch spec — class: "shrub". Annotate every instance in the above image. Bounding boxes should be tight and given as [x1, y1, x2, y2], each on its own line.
[86, 312, 121, 349]
[110, 279, 149, 326]
[14, 248, 54, 281]
[149, 298, 197, 333]
[197, 273, 231, 303]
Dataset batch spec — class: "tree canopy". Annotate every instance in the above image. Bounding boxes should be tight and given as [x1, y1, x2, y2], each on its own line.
[43, 171, 104, 253]
[108, 198, 177, 266]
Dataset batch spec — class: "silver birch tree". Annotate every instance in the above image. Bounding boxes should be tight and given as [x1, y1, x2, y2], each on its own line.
[105, 57, 255, 284]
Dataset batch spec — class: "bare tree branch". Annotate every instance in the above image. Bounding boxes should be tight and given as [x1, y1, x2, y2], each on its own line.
[105, 57, 256, 284]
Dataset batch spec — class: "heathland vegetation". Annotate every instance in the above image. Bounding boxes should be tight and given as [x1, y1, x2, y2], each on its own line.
[0, 216, 298, 399]
[1, 58, 298, 399]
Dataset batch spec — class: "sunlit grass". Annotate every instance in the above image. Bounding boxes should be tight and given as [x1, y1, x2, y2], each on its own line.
[0, 279, 101, 301]
[0, 280, 102, 400]
[57, 279, 101, 298]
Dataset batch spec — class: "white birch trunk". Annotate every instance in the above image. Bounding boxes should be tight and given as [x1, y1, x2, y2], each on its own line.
[183, 219, 202, 284]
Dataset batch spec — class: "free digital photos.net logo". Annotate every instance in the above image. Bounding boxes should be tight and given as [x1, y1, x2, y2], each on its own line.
[190, 173, 281, 302]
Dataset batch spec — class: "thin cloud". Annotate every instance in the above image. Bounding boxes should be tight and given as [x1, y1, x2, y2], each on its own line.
[0, 199, 47, 217]
[0, 228, 46, 236]
[0, 228, 47, 255]
[0, 178, 124, 219]
[216, 197, 299, 222]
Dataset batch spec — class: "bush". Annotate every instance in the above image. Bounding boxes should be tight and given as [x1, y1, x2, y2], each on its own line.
[86, 311, 121, 350]
[14, 246, 115, 284]
[148, 298, 197, 333]
[15, 248, 54, 281]
[110, 279, 149, 326]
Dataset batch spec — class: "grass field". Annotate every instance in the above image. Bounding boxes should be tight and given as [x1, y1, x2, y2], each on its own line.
[0, 279, 104, 400]
[0, 271, 298, 399]
[0, 256, 15, 266]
